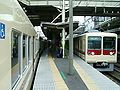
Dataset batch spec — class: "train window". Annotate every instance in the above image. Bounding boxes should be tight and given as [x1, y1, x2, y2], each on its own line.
[34, 37, 36, 59]
[103, 37, 116, 50]
[79, 38, 82, 50]
[88, 36, 101, 49]
[28, 36, 31, 64]
[35, 39, 39, 53]
[11, 30, 21, 87]
[33, 37, 35, 62]
[23, 35, 27, 72]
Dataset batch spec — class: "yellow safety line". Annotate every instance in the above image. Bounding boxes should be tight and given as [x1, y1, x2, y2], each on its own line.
[73, 60, 99, 90]
[48, 55, 68, 90]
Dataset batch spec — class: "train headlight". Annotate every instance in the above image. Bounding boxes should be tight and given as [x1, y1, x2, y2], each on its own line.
[91, 52, 95, 55]
[88, 52, 95, 55]
[110, 52, 114, 55]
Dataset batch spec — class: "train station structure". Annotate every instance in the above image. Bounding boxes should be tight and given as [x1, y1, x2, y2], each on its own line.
[0, 0, 120, 90]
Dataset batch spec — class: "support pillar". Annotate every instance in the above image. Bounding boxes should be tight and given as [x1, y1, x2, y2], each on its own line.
[62, 0, 65, 58]
[69, 0, 73, 74]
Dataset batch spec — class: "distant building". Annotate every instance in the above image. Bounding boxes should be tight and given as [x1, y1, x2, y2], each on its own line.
[84, 16, 112, 31]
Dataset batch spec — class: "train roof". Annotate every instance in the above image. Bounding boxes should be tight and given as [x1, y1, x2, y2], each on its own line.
[84, 32, 117, 36]
[0, 0, 36, 36]
[73, 32, 117, 39]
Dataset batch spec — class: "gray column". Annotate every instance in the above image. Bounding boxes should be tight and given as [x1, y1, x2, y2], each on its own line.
[62, 0, 65, 58]
[69, 0, 73, 74]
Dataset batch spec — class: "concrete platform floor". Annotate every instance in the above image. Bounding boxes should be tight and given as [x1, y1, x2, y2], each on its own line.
[54, 58, 88, 90]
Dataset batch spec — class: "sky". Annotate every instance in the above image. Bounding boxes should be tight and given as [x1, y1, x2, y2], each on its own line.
[73, 16, 85, 25]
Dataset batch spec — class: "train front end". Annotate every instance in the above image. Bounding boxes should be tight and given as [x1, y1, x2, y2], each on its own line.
[86, 32, 117, 71]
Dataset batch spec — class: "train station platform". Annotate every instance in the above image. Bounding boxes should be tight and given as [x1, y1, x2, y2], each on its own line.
[33, 50, 68, 90]
[33, 49, 120, 90]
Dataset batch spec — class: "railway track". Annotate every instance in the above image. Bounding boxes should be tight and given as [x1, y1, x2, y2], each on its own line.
[102, 60, 120, 86]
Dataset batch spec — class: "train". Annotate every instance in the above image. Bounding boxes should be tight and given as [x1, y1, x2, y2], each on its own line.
[73, 31, 117, 71]
[0, 0, 44, 90]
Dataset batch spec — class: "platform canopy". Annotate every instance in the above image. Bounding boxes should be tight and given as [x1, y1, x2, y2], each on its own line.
[18, 0, 120, 26]
[19, 0, 120, 8]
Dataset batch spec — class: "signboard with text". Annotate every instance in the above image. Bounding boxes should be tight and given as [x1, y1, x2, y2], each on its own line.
[0, 23, 5, 39]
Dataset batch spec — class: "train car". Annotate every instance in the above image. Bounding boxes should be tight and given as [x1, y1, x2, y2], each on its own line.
[0, 0, 41, 90]
[74, 32, 117, 71]
[117, 35, 120, 63]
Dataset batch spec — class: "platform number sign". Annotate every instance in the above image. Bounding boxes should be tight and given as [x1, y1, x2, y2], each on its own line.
[0, 23, 5, 39]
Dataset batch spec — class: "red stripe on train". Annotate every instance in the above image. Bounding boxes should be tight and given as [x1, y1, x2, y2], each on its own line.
[103, 50, 116, 55]
[87, 50, 101, 55]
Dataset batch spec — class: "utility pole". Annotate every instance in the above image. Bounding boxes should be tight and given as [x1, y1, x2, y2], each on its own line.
[69, 0, 73, 74]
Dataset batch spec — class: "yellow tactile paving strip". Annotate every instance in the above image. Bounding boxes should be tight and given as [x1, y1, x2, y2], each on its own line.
[73, 61, 99, 90]
[48, 55, 68, 90]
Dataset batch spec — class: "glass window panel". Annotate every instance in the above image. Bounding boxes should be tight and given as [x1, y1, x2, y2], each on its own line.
[11, 30, 20, 87]
[28, 37, 31, 64]
[88, 36, 102, 49]
[23, 35, 27, 72]
[103, 37, 116, 50]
